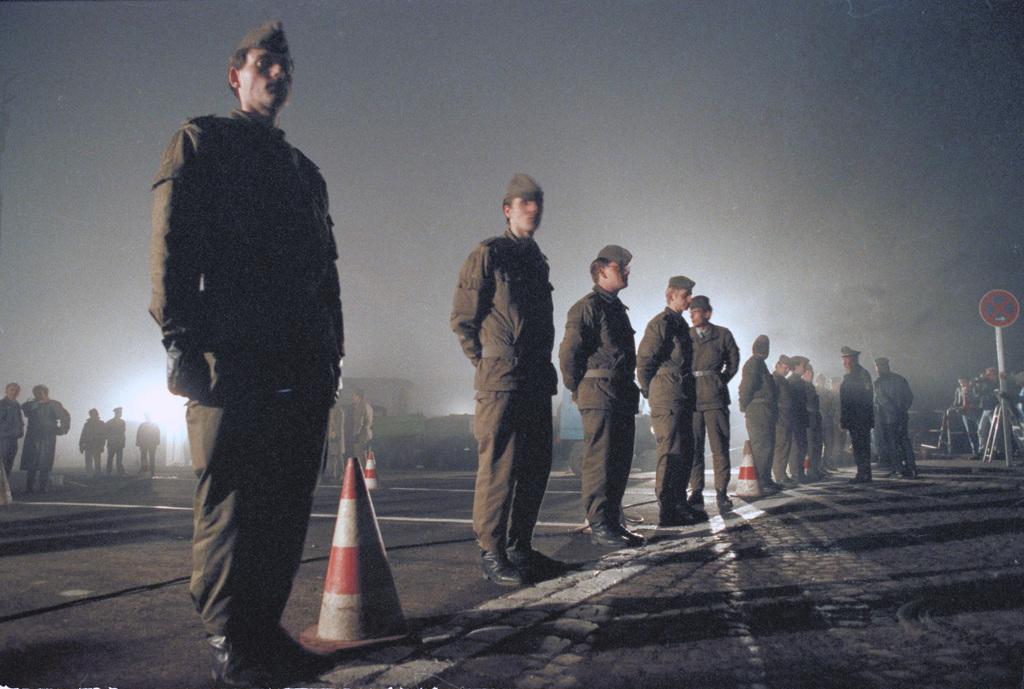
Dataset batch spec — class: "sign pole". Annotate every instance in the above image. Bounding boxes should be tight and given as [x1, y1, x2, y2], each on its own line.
[995, 325, 1013, 467]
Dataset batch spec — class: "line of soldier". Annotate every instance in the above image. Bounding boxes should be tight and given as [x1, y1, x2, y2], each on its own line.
[451, 173, 922, 588]
[0, 382, 162, 492]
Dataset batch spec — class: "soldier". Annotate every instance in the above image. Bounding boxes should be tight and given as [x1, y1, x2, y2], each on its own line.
[559, 245, 644, 547]
[686, 296, 740, 511]
[0, 383, 23, 480]
[451, 174, 559, 586]
[840, 346, 874, 482]
[738, 335, 779, 494]
[149, 21, 343, 684]
[350, 389, 373, 464]
[105, 407, 127, 475]
[79, 408, 107, 475]
[136, 414, 161, 475]
[802, 363, 824, 480]
[873, 357, 918, 478]
[816, 373, 838, 471]
[771, 355, 795, 486]
[20, 385, 71, 493]
[786, 356, 810, 483]
[637, 275, 706, 526]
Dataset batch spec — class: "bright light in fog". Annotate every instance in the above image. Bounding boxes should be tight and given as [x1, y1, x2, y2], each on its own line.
[120, 373, 188, 437]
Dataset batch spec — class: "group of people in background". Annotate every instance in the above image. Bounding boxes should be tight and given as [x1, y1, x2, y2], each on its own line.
[0, 381, 161, 493]
[948, 366, 1024, 457]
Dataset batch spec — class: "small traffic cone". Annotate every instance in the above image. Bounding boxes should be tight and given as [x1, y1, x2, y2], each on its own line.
[803, 456, 811, 474]
[0, 466, 12, 506]
[300, 457, 406, 652]
[364, 450, 379, 490]
[734, 440, 762, 499]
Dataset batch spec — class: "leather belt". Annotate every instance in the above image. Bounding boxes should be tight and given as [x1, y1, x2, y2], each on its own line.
[692, 370, 718, 378]
[583, 368, 631, 379]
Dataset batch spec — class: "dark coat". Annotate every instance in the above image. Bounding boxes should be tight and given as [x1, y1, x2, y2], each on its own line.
[0, 398, 23, 440]
[840, 365, 875, 430]
[150, 111, 343, 406]
[773, 371, 792, 427]
[689, 323, 740, 411]
[874, 371, 913, 424]
[559, 288, 639, 413]
[80, 418, 108, 453]
[738, 355, 776, 414]
[636, 307, 694, 410]
[106, 418, 127, 451]
[20, 399, 70, 471]
[787, 373, 809, 430]
[450, 229, 556, 395]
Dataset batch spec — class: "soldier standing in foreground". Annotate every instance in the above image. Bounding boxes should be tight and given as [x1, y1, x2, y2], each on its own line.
[686, 295, 740, 512]
[771, 355, 795, 486]
[636, 276, 706, 526]
[559, 245, 644, 547]
[738, 335, 778, 494]
[20, 385, 71, 493]
[0, 383, 23, 480]
[150, 22, 343, 684]
[451, 174, 560, 586]
[840, 347, 875, 482]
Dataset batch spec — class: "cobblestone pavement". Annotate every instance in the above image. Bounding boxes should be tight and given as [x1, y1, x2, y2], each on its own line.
[321, 466, 1024, 689]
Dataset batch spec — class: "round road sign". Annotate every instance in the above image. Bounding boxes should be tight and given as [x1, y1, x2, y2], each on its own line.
[979, 289, 1020, 328]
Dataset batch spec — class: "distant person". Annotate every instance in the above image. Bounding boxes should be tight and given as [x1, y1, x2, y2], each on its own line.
[786, 356, 811, 483]
[105, 407, 127, 474]
[0, 383, 24, 479]
[148, 21, 343, 684]
[816, 373, 839, 471]
[350, 390, 373, 464]
[560, 245, 644, 548]
[451, 174, 559, 586]
[973, 367, 999, 455]
[802, 362, 824, 479]
[79, 408, 107, 475]
[770, 355, 795, 486]
[20, 385, 71, 492]
[637, 275, 706, 526]
[687, 295, 740, 511]
[949, 375, 978, 454]
[738, 336, 779, 494]
[323, 403, 346, 481]
[136, 415, 161, 475]
[840, 347, 874, 482]
[873, 357, 917, 478]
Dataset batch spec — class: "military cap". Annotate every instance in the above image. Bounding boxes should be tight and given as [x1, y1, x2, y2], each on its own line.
[503, 174, 543, 206]
[790, 355, 809, 368]
[667, 275, 695, 292]
[840, 346, 860, 358]
[777, 354, 793, 368]
[752, 334, 770, 355]
[234, 21, 290, 59]
[113, 406, 123, 413]
[596, 245, 632, 265]
[689, 295, 711, 311]
[874, 357, 889, 368]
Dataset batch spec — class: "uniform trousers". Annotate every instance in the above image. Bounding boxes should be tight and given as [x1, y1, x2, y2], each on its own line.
[690, 407, 731, 495]
[772, 423, 793, 482]
[84, 448, 103, 474]
[186, 394, 328, 642]
[650, 406, 693, 505]
[848, 426, 872, 478]
[0, 437, 18, 477]
[807, 413, 823, 475]
[580, 408, 635, 526]
[743, 402, 775, 487]
[788, 423, 808, 479]
[472, 391, 552, 554]
[139, 446, 157, 473]
[106, 446, 124, 473]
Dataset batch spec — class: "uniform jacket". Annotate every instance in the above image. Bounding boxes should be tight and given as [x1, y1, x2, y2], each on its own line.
[150, 111, 343, 406]
[786, 373, 809, 430]
[874, 371, 913, 424]
[106, 418, 127, 450]
[559, 287, 640, 413]
[636, 308, 694, 410]
[79, 418, 108, 453]
[450, 229, 556, 395]
[20, 399, 70, 471]
[689, 324, 739, 411]
[773, 371, 792, 427]
[0, 398, 23, 440]
[738, 355, 776, 414]
[840, 365, 874, 430]
[136, 422, 161, 449]
[804, 379, 821, 428]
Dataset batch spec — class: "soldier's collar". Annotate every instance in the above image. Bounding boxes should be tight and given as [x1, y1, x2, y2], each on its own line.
[592, 285, 623, 306]
[230, 109, 286, 139]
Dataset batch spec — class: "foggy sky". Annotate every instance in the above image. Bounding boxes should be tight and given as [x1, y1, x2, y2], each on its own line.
[1, 0, 1022, 438]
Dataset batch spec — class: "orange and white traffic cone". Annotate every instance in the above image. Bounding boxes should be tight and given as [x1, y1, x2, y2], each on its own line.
[734, 440, 762, 499]
[364, 450, 378, 490]
[300, 457, 406, 652]
[0, 466, 12, 506]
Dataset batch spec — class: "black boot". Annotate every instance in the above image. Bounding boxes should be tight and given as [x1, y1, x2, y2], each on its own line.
[480, 550, 524, 586]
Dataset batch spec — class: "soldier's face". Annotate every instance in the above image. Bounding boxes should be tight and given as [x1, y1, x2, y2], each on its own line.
[689, 307, 709, 327]
[229, 49, 293, 117]
[4, 384, 18, 400]
[667, 289, 690, 313]
[600, 261, 629, 292]
[504, 197, 542, 238]
[842, 356, 854, 373]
